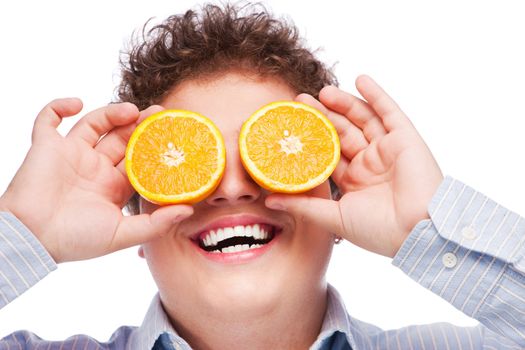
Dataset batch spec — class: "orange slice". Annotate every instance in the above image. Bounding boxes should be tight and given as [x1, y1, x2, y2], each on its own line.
[239, 101, 340, 193]
[125, 110, 225, 204]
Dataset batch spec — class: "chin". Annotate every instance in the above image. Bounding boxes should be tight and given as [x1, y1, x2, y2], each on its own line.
[195, 265, 289, 316]
[200, 257, 330, 319]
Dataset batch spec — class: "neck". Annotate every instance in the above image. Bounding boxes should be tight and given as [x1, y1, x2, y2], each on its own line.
[165, 285, 328, 350]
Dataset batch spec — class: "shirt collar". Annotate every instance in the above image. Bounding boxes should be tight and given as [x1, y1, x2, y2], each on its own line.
[310, 284, 357, 349]
[128, 294, 191, 350]
[131, 285, 356, 350]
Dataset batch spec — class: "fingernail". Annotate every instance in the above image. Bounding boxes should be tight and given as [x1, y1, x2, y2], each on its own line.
[173, 211, 193, 223]
[266, 200, 285, 211]
[172, 216, 187, 224]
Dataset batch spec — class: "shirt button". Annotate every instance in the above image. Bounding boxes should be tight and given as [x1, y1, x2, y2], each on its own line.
[442, 252, 457, 268]
[461, 226, 477, 240]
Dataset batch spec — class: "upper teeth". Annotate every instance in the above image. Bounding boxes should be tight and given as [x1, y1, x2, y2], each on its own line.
[201, 224, 269, 247]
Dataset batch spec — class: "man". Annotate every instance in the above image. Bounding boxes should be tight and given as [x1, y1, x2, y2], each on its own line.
[1, 3, 524, 349]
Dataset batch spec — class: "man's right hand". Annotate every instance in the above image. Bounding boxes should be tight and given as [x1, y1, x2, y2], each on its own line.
[0, 98, 193, 263]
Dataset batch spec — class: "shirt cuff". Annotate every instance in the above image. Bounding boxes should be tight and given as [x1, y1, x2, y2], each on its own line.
[392, 176, 524, 316]
[427, 177, 524, 266]
[392, 177, 525, 344]
[0, 211, 57, 308]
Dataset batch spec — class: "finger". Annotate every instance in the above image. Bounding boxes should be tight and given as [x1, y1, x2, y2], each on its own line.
[296, 93, 368, 160]
[113, 168, 136, 207]
[116, 158, 127, 178]
[319, 85, 387, 142]
[330, 156, 350, 188]
[265, 194, 344, 237]
[66, 102, 139, 146]
[32, 98, 83, 142]
[111, 205, 194, 251]
[95, 105, 164, 165]
[355, 75, 412, 131]
[135, 104, 165, 124]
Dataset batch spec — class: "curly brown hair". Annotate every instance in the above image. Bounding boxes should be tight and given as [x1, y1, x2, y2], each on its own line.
[117, 2, 339, 213]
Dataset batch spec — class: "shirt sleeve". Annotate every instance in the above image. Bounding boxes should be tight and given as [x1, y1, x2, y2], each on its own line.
[0, 211, 57, 309]
[393, 176, 525, 347]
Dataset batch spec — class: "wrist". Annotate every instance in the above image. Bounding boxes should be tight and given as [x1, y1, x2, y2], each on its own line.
[0, 194, 60, 263]
[0, 195, 12, 213]
[392, 215, 431, 258]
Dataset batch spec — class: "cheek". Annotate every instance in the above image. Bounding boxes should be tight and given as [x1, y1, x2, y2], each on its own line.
[293, 212, 334, 273]
[142, 239, 191, 295]
[298, 219, 334, 254]
[142, 241, 169, 284]
[296, 181, 335, 271]
[286, 227, 333, 293]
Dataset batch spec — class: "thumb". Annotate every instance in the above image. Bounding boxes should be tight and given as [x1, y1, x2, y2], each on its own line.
[112, 204, 194, 251]
[265, 194, 344, 236]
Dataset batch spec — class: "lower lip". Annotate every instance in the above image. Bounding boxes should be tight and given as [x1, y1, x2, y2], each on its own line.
[192, 233, 280, 264]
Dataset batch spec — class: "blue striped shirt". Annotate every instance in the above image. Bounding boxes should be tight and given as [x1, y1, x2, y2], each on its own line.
[1, 176, 524, 349]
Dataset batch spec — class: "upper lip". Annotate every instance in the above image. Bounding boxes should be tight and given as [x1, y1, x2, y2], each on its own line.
[190, 213, 284, 241]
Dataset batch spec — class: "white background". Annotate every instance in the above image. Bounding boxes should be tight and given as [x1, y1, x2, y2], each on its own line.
[1, 0, 524, 342]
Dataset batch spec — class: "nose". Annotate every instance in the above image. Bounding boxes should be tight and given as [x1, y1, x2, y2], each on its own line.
[205, 147, 261, 206]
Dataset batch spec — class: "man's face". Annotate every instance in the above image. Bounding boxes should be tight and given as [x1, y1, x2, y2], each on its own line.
[140, 72, 334, 321]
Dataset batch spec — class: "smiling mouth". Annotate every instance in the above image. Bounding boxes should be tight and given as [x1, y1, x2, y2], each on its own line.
[196, 224, 278, 253]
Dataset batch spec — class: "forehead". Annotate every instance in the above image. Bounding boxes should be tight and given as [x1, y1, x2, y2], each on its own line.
[160, 72, 297, 130]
